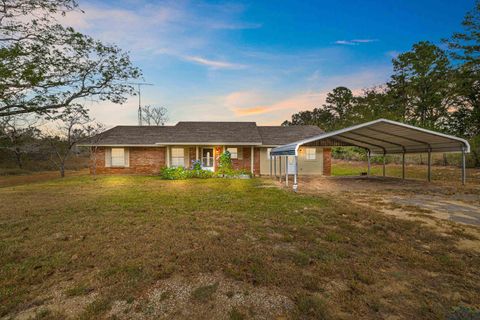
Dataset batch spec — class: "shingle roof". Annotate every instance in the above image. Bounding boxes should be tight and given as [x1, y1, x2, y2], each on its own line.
[258, 126, 324, 145]
[81, 122, 324, 146]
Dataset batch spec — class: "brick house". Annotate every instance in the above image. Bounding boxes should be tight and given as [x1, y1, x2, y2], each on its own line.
[81, 121, 331, 176]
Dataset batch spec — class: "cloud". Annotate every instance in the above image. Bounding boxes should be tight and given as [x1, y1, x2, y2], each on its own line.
[335, 39, 379, 45]
[57, 1, 258, 67]
[183, 56, 246, 69]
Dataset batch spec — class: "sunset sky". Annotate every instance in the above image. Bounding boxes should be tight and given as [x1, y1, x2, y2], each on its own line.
[61, 0, 474, 126]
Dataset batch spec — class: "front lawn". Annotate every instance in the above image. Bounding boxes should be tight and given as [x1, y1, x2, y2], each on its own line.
[0, 176, 479, 319]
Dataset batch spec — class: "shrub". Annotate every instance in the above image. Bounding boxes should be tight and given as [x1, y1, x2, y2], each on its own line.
[159, 167, 189, 180]
[191, 159, 202, 171]
[217, 151, 233, 175]
[159, 166, 214, 180]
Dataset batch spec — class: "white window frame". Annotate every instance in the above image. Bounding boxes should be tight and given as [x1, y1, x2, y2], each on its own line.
[305, 148, 316, 160]
[171, 147, 185, 167]
[227, 147, 238, 159]
[111, 148, 125, 167]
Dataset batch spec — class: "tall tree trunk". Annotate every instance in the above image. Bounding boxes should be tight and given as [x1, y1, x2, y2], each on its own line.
[14, 149, 22, 169]
[60, 163, 65, 178]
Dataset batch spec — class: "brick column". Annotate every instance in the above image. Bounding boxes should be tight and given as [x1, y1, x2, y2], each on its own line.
[323, 148, 331, 176]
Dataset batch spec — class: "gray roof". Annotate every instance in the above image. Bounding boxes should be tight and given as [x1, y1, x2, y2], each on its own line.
[80, 122, 324, 146]
[271, 118, 470, 156]
[258, 126, 324, 145]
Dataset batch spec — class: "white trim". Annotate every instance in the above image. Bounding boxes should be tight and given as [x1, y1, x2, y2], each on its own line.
[166, 146, 170, 167]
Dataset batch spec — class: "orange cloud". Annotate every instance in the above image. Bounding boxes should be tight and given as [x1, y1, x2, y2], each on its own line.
[233, 106, 270, 116]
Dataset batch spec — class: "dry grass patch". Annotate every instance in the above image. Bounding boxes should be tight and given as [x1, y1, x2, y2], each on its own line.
[0, 176, 479, 319]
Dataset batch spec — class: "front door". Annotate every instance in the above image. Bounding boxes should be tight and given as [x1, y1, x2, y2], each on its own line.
[202, 148, 214, 171]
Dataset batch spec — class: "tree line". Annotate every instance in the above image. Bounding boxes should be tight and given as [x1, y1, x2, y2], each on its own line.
[0, 0, 169, 177]
[283, 1, 480, 166]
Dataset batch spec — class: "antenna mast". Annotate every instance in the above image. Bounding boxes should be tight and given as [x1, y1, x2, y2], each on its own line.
[128, 82, 153, 125]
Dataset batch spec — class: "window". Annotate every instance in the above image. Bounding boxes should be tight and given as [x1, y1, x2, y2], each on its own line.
[305, 148, 316, 160]
[227, 147, 238, 159]
[267, 148, 272, 160]
[171, 148, 185, 167]
[111, 148, 125, 166]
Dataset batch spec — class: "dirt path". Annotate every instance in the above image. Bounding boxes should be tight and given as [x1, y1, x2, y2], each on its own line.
[291, 175, 480, 226]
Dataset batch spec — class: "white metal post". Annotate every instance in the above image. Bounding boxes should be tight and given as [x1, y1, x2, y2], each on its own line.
[274, 156, 277, 178]
[293, 155, 298, 192]
[285, 155, 289, 186]
[462, 148, 466, 185]
[427, 150, 432, 182]
[383, 153, 386, 177]
[367, 150, 371, 176]
[279, 156, 282, 182]
[402, 152, 405, 180]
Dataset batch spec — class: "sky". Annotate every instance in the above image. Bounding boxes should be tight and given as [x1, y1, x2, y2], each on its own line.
[60, 0, 475, 126]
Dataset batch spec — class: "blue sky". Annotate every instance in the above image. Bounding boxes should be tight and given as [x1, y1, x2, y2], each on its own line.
[61, 0, 475, 126]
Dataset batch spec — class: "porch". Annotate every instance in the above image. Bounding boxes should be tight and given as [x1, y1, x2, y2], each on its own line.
[163, 145, 260, 174]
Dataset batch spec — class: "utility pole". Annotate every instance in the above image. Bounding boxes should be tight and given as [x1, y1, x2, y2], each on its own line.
[128, 82, 153, 125]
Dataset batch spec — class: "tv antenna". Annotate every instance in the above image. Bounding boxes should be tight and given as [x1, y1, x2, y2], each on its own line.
[128, 82, 154, 125]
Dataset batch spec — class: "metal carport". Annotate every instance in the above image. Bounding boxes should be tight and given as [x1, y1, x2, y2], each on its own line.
[270, 119, 471, 190]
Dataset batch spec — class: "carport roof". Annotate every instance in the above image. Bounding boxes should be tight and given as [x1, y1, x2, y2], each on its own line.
[271, 119, 471, 156]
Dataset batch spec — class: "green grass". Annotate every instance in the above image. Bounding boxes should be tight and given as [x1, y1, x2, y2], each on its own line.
[0, 175, 479, 319]
[332, 160, 480, 184]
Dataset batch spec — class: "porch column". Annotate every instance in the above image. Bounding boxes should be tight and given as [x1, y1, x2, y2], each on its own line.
[402, 152, 406, 180]
[250, 146, 254, 175]
[196, 146, 199, 161]
[293, 155, 298, 192]
[166, 146, 170, 167]
[285, 155, 289, 187]
[461, 147, 466, 185]
[427, 150, 432, 182]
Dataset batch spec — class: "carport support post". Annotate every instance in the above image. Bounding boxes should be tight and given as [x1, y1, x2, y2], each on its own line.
[402, 152, 405, 180]
[285, 156, 289, 187]
[382, 153, 386, 177]
[293, 155, 298, 192]
[427, 150, 432, 182]
[269, 154, 272, 177]
[274, 156, 277, 178]
[462, 147, 466, 185]
[367, 150, 371, 176]
[279, 156, 282, 182]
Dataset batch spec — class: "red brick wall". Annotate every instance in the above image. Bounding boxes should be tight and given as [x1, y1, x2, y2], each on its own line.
[91, 147, 166, 174]
[323, 148, 331, 176]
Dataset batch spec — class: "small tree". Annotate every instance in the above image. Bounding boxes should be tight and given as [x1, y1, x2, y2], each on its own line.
[142, 106, 168, 126]
[84, 123, 106, 179]
[42, 107, 97, 177]
[0, 114, 40, 168]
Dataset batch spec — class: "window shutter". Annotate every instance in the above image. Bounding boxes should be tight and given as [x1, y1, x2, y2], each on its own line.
[105, 148, 112, 167]
[124, 148, 130, 167]
[237, 147, 243, 160]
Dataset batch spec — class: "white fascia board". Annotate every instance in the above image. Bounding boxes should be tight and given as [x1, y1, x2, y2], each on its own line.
[154, 142, 262, 146]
